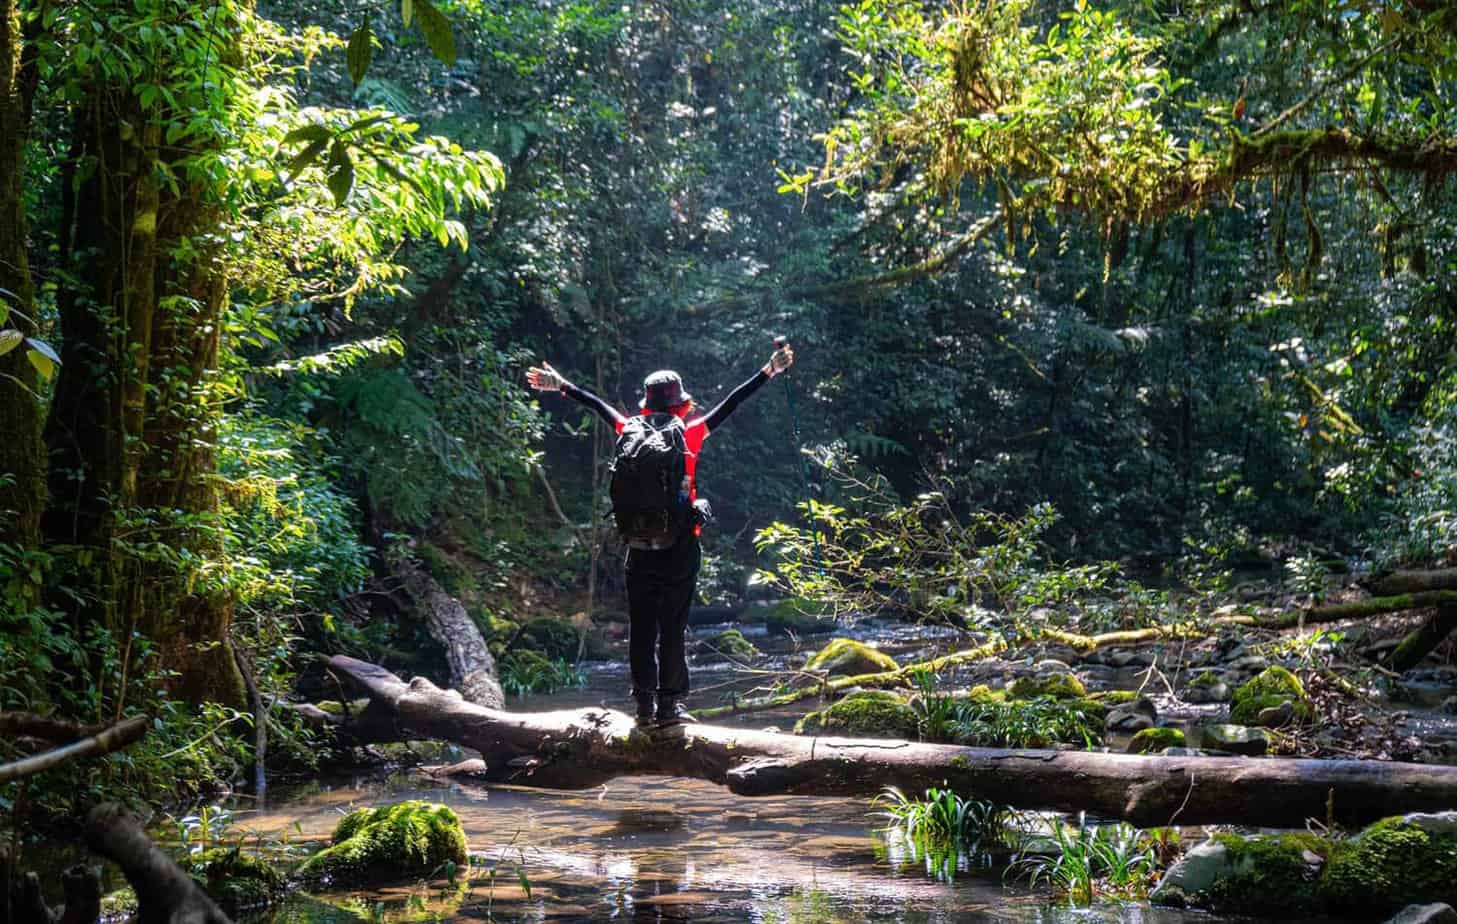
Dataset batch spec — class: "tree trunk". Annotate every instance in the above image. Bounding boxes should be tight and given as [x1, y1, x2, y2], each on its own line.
[0, 0, 46, 552]
[1388, 605, 1457, 672]
[1367, 569, 1457, 596]
[38, 5, 247, 706]
[322, 656, 1457, 828]
[84, 804, 233, 924]
[393, 555, 503, 708]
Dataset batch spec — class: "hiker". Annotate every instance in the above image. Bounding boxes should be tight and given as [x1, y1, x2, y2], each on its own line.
[526, 344, 795, 727]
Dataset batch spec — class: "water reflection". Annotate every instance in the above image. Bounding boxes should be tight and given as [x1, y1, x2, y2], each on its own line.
[237, 778, 1294, 924]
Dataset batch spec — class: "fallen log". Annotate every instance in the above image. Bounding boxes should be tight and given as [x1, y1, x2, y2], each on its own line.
[0, 716, 149, 785]
[393, 555, 503, 709]
[1365, 569, 1457, 596]
[84, 804, 233, 924]
[323, 655, 1457, 828]
[1304, 590, 1457, 621]
[693, 636, 1007, 721]
[1388, 604, 1457, 672]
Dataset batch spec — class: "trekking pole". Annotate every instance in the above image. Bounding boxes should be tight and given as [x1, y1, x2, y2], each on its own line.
[773, 336, 824, 576]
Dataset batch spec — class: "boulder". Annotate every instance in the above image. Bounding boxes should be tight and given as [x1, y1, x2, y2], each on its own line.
[1185, 670, 1231, 704]
[794, 691, 918, 739]
[1230, 666, 1312, 726]
[1386, 905, 1457, 924]
[1127, 726, 1186, 754]
[1150, 839, 1232, 906]
[695, 629, 760, 664]
[804, 638, 898, 676]
[298, 801, 468, 886]
[1202, 724, 1269, 756]
[1106, 697, 1157, 732]
[184, 848, 285, 916]
[1008, 672, 1087, 700]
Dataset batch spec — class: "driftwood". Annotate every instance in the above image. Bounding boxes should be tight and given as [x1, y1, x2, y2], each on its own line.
[1366, 569, 1457, 596]
[394, 555, 504, 709]
[322, 655, 1457, 828]
[1389, 604, 1457, 672]
[84, 804, 233, 924]
[0, 716, 149, 785]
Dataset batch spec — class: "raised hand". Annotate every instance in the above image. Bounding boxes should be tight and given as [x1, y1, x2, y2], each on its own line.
[764, 343, 795, 377]
[526, 361, 568, 392]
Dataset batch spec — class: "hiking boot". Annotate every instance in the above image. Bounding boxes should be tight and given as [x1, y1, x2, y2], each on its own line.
[634, 696, 656, 729]
[656, 698, 696, 727]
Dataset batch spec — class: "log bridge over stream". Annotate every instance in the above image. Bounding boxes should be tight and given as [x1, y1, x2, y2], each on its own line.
[315, 655, 1457, 829]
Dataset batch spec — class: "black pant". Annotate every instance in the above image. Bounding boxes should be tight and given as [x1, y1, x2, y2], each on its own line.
[624, 535, 700, 699]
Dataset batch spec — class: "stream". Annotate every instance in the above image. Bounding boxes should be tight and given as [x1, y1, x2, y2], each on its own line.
[220, 616, 1389, 923]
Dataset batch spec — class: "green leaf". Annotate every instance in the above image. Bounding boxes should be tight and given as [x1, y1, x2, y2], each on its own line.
[0, 329, 22, 357]
[517, 867, 532, 899]
[348, 16, 374, 86]
[328, 141, 355, 206]
[283, 124, 331, 145]
[25, 337, 60, 365]
[401, 0, 413, 28]
[415, 0, 456, 66]
[285, 137, 329, 182]
[27, 348, 55, 381]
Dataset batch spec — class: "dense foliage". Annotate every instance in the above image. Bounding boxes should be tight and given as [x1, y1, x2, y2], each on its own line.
[2, 0, 1455, 823]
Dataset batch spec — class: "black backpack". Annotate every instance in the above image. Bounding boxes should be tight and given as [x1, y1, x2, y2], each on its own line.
[609, 413, 691, 550]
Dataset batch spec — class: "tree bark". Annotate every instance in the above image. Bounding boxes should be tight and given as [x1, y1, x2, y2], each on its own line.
[394, 556, 504, 708]
[1388, 605, 1457, 673]
[0, 0, 46, 551]
[84, 804, 233, 924]
[0, 716, 149, 785]
[1366, 569, 1457, 596]
[322, 655, 1457, 828]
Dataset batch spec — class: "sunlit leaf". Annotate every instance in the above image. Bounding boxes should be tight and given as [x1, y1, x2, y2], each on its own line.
[0, 329, 23, 357]
[347, 16, 374, 86]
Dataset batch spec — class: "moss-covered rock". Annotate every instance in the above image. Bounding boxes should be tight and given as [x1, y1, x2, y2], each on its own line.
[696, 628, 760, 663]
[1321, 814, 1457, 913]
[1128, 726, 1186, 754]
[518, 617, 583, 661]
[1204, 833, 1330, 914]
[1088, 689, 1141, 706]
[804, 638, 898, 676]
[794, 691, 917, 738]
[1230, 666, 1312, 725]
[764, 598, 835, 636]
[185, 848, 285, 915]
[1008, 672, 1087, 700]
[1201, 723, 1270, 755]
[1153, 814, 1457, 915]
[297, 801, 468, 886]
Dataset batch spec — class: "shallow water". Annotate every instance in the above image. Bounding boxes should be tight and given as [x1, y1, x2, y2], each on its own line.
[239, 776, 1296, 924]
[228, 619, 1352, 923]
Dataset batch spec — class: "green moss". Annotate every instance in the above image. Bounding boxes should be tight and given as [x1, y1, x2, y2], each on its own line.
[1191, 670, 1221, 687]
[805, 638, 898, 676]
[765, 598, 835, 636]
[315, 699, 369, 716]
[1202, 833, 1329, 914]
[1320, 816, 1457, 912]
[1008, 672, 1087, 700]
[1230, 666, 1311, 725]
[1088, 689, 1141, 705]
[698, 628, 760, 663]
[1128, 726, 1186, 753]
[518, 617, 583, 661]
[965, 684, 1006, 704]
[185, 848, 285, 915]
[297, 800, 468, 886]
[417, 543, 478, 599]
[794, 691, 918, 739]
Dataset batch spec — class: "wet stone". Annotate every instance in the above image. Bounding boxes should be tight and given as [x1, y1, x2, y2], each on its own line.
[1106, 697, 1157, 732]
[1202, 724, 1270, 756]
[1384, 904, 1457, 924]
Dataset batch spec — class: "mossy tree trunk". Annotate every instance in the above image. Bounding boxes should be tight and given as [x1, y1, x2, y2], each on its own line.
[1389, 605, 1457, 673]
[38, 2, 245, 706]
[0, 0, 46, 553]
